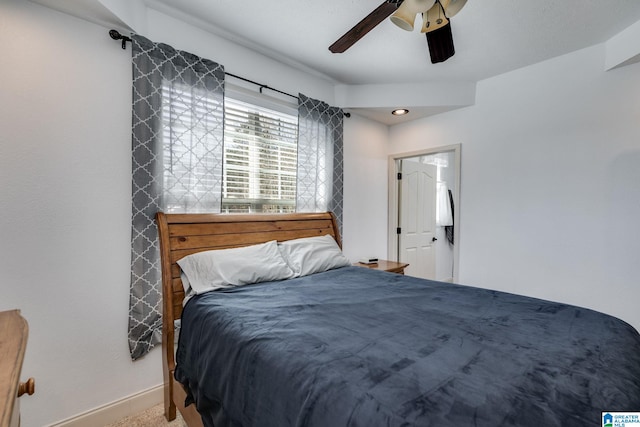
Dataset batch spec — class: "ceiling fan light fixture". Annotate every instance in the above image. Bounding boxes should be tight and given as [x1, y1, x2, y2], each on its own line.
[426, 22, 455, 63]
[390, 0, 437, 31]
[421, 1, 449, 33]
[442, 0, 468, 17]
[392, 108, 410, 116]
[389, 10, 416, 31]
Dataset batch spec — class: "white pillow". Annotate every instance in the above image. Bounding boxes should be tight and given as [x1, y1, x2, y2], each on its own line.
[278, 234, 351, 278]
[180, 271, 195, 306]
[177, 240, 294, 295]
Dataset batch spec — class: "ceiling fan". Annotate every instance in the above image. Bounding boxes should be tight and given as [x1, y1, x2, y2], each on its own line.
[329, 0, 467, 63]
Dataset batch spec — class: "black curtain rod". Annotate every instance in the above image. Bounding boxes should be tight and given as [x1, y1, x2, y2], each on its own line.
[225, 72, 298, 101]
[109, 29, 350, 117]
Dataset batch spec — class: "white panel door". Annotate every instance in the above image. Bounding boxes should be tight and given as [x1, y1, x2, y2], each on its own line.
[399, 160, 437, 279]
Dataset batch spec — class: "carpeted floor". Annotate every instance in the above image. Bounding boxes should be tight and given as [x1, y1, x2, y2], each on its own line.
[104, 404, 186, 427]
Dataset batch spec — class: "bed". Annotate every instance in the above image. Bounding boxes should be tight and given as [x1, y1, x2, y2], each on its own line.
[156, 211, 640, 427]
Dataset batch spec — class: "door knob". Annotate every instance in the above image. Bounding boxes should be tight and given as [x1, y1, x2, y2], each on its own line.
[432, 237, 438, 242]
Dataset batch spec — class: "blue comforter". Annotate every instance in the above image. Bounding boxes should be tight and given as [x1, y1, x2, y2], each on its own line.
[175, 266, 640, 427]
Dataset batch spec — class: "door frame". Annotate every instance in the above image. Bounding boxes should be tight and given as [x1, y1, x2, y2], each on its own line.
[387, 144, 461, 282]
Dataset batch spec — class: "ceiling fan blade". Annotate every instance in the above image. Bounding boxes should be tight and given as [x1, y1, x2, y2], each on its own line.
[425, 21, 455, 63]
[329, 1, 402, 53]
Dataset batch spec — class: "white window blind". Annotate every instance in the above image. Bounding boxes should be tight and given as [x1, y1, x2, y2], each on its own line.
[222, 97, 298, 213]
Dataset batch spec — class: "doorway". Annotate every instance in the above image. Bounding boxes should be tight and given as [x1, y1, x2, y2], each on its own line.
[388, 145, 461, 282]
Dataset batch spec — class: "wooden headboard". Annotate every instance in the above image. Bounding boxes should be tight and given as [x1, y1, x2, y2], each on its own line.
[155, 211, 341, 425]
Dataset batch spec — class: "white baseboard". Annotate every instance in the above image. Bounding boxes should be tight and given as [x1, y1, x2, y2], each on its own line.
[48, 384, 163, 427]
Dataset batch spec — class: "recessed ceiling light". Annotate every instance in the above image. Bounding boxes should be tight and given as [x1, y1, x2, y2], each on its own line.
[392, 109, 410, 116]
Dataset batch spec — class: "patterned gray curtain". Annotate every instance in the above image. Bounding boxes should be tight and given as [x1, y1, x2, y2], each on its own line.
[129, 35, 225, 360]
[296, 94, 344, 233]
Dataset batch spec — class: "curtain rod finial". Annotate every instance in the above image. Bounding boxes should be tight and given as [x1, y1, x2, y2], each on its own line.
[109, 29, 131, 49]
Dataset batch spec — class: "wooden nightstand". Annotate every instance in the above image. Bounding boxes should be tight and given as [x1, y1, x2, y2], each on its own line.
[354, 260, 409, 275]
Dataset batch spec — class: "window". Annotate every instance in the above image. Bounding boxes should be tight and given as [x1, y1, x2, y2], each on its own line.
[161, 82, 298, 214]
[222, 97, 298, 213]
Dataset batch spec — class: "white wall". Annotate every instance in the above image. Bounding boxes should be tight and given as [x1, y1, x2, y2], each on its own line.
[0, 2, 159, 426]
[342, 115, 390, 261]
[144, 7, 335, 106]
[389, 45, 640, 331]
[0, 1, 385, 425]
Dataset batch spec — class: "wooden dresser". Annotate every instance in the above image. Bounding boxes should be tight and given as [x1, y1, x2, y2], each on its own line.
[0, 310, 34, 427]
